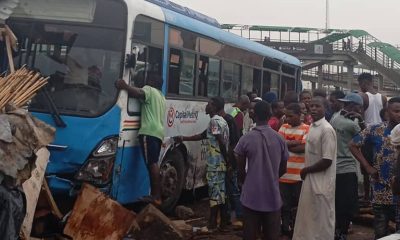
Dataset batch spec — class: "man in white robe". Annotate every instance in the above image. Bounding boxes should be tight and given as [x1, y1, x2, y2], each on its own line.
[293, 97, 337, 240]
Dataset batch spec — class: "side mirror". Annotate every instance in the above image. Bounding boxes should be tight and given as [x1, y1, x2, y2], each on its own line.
[125, 53, 136, 69]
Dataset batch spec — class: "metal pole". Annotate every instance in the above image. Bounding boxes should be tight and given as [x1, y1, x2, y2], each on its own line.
[326, 0, 330, 30]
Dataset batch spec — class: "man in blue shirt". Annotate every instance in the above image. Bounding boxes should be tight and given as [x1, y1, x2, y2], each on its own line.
[349, 97, 400, 239]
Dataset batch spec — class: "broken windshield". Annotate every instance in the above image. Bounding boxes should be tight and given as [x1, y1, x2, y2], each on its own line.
[7, 0, 126, 117]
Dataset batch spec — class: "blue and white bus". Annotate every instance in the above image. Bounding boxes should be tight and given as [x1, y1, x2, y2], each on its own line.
[6, 0, 301, 211]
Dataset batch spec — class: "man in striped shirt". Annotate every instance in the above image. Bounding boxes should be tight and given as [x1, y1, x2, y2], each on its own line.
[278, 103, 310, 238]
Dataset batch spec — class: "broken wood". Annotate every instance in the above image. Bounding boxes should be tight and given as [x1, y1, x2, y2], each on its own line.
[64, 184, 136, 240]
[5, 34, 14, 73]
[185, 217, 205, 223]
[0, 67, 48, 110]
[5, 25, 17, 50]
[172, 220, 192, 231]
[42, 179, 62, 219]
[20, 148, 50, 239]
[175, 205, 195, 220]
[134, 204, 184, 240]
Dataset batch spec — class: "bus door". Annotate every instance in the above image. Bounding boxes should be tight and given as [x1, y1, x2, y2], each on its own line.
[262, 70, 280, 99]
[111, 14, 166, 203]
[111, 43, 163, 203]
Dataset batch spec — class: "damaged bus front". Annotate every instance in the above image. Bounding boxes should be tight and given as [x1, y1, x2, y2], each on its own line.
[6, 0, 133, 210]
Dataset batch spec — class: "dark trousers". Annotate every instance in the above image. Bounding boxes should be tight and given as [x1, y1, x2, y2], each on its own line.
[279, 181, 302, 236]
[372, 204, 400, 239]
[243, 206, 280, 240]
[336, 173, 359, 237]
[361, 143, 374, 200]
[226, 169, 242, 219]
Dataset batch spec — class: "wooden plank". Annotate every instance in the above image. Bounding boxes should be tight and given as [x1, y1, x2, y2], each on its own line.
[5, 34, 15, 73]
[20, 148, 50, 239]
[64, 184, 136, 240]
[42, 179, 62, 219]
[5, 25, 17, 50]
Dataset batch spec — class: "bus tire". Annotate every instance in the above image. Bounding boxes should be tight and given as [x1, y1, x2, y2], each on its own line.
[160, 150, 185, 213]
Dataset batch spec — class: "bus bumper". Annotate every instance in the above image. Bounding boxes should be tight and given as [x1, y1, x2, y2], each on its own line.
[47, 175, 112, 197]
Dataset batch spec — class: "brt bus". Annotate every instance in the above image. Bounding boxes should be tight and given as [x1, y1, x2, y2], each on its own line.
[5, 0, 301, 211]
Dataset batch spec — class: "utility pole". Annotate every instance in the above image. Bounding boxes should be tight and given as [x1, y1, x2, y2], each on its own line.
[325, 0, 330, 30]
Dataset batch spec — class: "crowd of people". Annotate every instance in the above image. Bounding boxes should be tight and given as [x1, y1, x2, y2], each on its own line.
[116, 72, 400, 240]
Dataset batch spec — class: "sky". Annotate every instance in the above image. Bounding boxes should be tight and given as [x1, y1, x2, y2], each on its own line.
[172, 0, 400, 46]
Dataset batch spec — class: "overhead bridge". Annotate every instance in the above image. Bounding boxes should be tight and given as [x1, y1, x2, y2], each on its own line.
[222, 25, 400, 96]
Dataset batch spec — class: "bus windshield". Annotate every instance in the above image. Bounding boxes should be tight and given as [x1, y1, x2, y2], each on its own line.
[7, 0, 126, 117]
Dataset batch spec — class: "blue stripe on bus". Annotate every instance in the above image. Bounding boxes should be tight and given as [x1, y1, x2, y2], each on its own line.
[111, 145, 150, 204]
[161, 8, 301, 67]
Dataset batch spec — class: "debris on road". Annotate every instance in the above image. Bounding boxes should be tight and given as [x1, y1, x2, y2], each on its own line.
[175, 205, 195, 220]
[0, 96, 54, 239]
[20, 148, 53, 239]
[0, 26, 55, 238]
[171, 220, 192, 232]
[133, 204, 184, 240]
[64, 184, 136, 240]
[0, 106, 55, 186]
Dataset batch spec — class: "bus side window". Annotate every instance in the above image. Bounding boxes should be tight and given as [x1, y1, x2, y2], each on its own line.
[242, 66, 253, 95]
[128, 44, 163, 115]
[197, 56, 220, 97]
[167, 48, 196, 96]
[270, 73, 280, 97]
[253, 69, 262, 96]
[129, 45, 163, 88]
[262, 70, 279, 98]
[198, 56, 208, 97]
[280, 65, 296, 98]
[222, 61, 240, 100]
[130, 15, 164, 89]
[207, 58, 220, 97]
[280, 76, 296, 99]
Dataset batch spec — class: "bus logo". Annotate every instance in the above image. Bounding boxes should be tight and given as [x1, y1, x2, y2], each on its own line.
[167, 107, 175, 127]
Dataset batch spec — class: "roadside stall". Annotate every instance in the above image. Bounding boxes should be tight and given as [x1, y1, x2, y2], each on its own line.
[0, 24, 56, 239]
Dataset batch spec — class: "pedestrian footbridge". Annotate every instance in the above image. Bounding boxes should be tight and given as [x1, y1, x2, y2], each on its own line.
[222, 25, 400, 96]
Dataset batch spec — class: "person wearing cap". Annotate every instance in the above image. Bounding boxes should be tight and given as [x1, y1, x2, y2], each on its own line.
[349, 97, 400, 238]
[330, 93, 364, 240]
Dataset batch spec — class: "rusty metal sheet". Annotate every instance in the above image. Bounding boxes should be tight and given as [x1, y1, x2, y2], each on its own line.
[64, 184, 136, 240]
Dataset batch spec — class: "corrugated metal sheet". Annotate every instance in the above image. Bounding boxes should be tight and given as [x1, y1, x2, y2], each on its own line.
[0, 0, 19, 23]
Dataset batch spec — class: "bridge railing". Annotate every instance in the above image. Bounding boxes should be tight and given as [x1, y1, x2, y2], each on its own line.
[330, 38, 400, 70]
[302, 69, 349, 83]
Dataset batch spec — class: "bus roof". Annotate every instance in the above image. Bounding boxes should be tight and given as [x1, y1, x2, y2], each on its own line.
[145, 0, 220, 28]
[161, 8, 301, 67]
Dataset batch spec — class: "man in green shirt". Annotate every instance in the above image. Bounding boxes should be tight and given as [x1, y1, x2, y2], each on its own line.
[330, 93, 364, 240]
[116, 73, 166, 205]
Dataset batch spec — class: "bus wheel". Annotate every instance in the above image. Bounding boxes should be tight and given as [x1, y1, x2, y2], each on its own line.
[160, 150, 185, 213]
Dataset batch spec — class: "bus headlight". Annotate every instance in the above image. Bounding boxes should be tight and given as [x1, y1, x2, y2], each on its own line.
[75, 137, 118, 186]
[93, 137, 118, 157]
